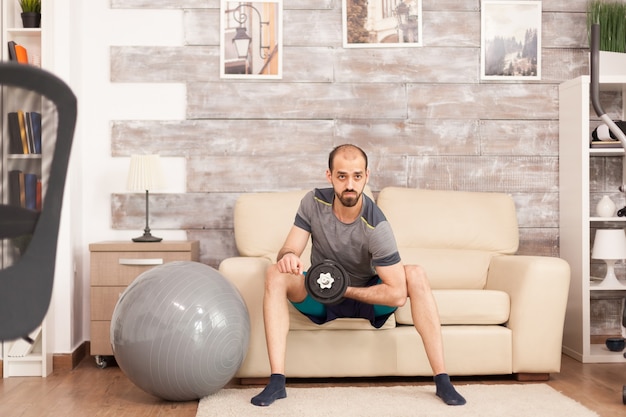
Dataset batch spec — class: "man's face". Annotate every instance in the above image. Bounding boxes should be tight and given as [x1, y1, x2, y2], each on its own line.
[326, 151, 369, 208]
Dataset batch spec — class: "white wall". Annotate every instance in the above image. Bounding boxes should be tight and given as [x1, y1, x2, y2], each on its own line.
[52, 0, 188, 353]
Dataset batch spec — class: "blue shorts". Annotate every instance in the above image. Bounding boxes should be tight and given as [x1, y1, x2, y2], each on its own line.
[291, 276, 397, 328]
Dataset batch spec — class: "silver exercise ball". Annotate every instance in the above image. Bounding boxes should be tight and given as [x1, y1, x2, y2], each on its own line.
[110, 261, 250, 401]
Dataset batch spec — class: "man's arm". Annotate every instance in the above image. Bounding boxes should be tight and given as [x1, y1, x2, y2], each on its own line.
[276, 225, 310, 275]
[344, 263, 408, 307]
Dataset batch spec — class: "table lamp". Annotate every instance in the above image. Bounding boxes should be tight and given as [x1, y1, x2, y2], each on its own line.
[127, 154, 164, 242]
[591, 228, 626, 288]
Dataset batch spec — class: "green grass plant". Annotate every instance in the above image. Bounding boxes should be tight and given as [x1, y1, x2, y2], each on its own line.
[588, 0, 626, 52]
[18, 0, 41, 14]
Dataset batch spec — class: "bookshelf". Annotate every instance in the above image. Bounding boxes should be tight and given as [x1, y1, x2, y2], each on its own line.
[3, 1, 41, 65]
[1, 0, 52, 378]
[559, 75, 626, 364]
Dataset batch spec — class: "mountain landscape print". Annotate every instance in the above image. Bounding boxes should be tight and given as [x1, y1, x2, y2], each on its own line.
[481, 1, 541, 80]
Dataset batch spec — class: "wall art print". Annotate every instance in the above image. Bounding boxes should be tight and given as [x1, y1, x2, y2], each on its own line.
[220, 0, 283, 79]
[343, 0, 422, 48]
[481, 0, 541, 80]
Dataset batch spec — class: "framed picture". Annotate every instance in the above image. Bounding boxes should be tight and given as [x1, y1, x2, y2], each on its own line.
[342, 0, 422, 48]
[220, 0, 283, 79]
[480, 1, 541, 80]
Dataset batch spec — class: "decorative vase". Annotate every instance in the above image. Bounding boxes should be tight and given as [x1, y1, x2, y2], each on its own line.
[596, 195, 616, 217]
[21, 12, 41, 28]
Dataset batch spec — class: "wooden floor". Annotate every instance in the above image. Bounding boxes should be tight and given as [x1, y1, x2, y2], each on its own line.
[0, 354, 624, 417]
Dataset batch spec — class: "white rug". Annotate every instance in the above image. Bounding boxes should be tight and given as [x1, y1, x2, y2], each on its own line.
[197, 384, 598, 417]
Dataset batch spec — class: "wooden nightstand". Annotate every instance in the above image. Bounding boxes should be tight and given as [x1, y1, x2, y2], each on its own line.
[89, 241, 199, 368]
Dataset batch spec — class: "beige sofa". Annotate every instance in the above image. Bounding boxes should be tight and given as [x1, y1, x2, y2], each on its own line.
[218, 187, 570, 381]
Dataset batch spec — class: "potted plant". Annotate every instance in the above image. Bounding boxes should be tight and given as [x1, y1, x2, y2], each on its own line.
[587, 0, 626, 77]
[19, 0, 41, 28]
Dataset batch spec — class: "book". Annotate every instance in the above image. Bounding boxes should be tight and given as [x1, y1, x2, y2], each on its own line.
[7, 112, 24, 154]
[17, 110, 29, 154]
[590, 139, 623, 148]
[7, 40, 17, 61]
[24, 173, 38, 211]
[8, 170, 25, 208]
[26, 112, 35, 153]
[30, 111, 42, 154]
[36, 179, 42, 211]
[15, 44, 28, 64]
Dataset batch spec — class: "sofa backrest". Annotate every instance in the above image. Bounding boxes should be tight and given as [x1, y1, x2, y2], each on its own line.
[233, 187, 374, 267]
[233, 187, 519, 290]
[234, 189, 311, 264]
[377, 187, 519, 289]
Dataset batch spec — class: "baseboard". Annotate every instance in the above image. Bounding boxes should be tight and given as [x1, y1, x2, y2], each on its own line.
[52, 341, 90, 372]
[239, 377, 270, 385]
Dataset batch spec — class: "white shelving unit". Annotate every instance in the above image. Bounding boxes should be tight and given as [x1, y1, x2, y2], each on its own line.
[2, 0, 41, 65]
[2, 319, 51, 377]
[559, 75, 626, 364]
[1, 0, 53, 377]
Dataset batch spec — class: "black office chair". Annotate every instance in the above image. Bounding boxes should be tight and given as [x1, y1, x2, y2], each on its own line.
[0, 63, 77, 341]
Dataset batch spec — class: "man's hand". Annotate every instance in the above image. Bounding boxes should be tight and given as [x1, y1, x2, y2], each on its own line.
[277, 252, 303, 276]
[274, 225, 310, 276]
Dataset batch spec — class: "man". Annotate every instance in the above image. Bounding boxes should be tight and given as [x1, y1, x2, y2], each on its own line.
[251, 144, 466, 407]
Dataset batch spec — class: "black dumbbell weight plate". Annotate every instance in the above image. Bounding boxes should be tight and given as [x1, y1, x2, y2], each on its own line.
[305, 260, 349, 305]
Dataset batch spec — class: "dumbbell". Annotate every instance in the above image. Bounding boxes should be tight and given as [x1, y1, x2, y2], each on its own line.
[305, 259, 350, 305]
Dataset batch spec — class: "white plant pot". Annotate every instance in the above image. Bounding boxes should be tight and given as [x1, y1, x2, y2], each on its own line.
[591, 51, 626, 77]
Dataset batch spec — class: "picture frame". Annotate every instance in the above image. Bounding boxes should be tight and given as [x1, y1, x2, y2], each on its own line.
[480, 0, 541, 80]
[342, 0, 422, 48]
[220, 0, 283, 79]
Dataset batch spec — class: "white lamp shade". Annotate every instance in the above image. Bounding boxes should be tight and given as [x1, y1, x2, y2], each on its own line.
[127, 154, 164, 192]
[591, 229, 626, 260]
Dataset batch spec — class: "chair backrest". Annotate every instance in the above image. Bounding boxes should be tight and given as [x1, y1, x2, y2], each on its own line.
[0, 63, 77, 341]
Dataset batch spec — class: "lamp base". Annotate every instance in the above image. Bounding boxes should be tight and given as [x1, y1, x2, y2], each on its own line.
[592, 260, 626, 289]
[132, 231, 162, 243]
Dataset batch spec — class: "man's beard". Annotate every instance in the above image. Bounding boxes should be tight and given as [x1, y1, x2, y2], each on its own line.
[336, 189, 361, 207]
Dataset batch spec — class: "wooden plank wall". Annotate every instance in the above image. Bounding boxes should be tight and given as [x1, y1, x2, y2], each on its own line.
[109, 0, 592, 268]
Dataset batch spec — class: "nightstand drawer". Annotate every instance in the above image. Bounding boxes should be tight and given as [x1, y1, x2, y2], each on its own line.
[90, 287, 126, 320]
[90, 321, 113, 355]
[90, 251, 194, 286]
[89, 241, 199, 357]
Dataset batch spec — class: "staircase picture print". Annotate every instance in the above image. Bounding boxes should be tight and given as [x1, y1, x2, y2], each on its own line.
[343, 0, 423, 48]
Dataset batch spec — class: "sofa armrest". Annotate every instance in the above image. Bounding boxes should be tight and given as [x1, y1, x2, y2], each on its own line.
[485, 255, 570, 374]
[219, 256, 272, 378]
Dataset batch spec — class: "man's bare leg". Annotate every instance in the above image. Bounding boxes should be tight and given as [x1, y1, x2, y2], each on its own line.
[405, 265, 466, 406]
[251, 264, 307, 406]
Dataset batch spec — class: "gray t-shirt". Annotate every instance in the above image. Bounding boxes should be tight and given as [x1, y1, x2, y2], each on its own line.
[294, 188, 401, 287]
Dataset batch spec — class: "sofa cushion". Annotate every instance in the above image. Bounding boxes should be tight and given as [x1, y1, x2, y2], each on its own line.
[394, 290, 510, 325]
[288, 303, 396, 330]
[399, 247, 496, 289]
[377, 187, 518, 253]
[233, 187, 374, 265]
[377, 187, 519, 289]
[234, 189, 309, 260]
